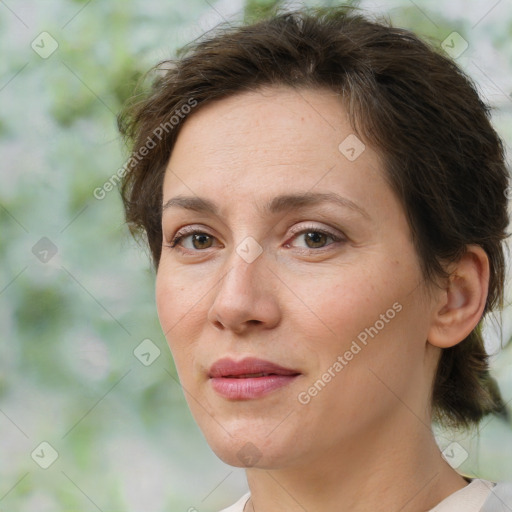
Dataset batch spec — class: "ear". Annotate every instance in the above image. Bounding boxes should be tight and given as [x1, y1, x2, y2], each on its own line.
[427, 245, 489, 349]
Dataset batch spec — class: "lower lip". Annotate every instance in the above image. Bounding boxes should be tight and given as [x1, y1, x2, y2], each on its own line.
[210, 375, 299, 400]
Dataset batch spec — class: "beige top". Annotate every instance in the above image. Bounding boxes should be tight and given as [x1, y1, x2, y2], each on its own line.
[218, 479, 496, 512]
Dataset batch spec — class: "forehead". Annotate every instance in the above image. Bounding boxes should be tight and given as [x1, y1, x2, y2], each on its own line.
[170, 86, 353, 162]
[165, 87, 381, 184]
[161, 86, 395, 226]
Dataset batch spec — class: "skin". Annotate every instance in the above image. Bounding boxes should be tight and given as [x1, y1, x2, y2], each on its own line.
[155, 86, 489, 512]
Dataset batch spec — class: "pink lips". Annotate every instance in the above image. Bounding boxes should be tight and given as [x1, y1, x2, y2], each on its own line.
[208, 357, 301, 400]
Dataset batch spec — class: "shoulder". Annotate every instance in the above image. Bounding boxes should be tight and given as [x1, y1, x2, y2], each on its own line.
[217, 492, 251, 512]
[481, 481, 512, 511]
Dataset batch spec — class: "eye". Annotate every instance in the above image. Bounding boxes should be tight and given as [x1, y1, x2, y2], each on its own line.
[286, 225, 343, 250]
[167, 228, 219, 251]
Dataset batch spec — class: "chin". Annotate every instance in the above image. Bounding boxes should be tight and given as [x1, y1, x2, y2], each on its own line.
[203, 422, 301, 469]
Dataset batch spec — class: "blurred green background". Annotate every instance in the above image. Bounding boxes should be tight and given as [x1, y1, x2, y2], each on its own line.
[1, 0, 511, 510]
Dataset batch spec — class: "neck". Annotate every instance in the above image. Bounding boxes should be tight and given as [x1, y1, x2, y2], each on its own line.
[243, 411, 467, 512]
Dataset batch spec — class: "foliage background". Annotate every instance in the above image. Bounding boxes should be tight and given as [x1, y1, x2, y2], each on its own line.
[1, 0, 511, 510]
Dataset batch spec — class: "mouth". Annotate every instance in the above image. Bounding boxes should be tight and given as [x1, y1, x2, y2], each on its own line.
[208, 357, 301, 400]
[223, 372, 288, 378]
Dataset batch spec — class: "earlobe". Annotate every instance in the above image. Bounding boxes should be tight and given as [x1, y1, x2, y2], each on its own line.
[428, 245, 489, 349]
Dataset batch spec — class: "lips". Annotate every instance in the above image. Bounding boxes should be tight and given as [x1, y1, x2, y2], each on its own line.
[208, 357, 300, 378]
[208, 357, 301, 400]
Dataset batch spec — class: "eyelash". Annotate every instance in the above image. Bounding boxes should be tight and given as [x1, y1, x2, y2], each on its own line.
[166, 224, 344, 253]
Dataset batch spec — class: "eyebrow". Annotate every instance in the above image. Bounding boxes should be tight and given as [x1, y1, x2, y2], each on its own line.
[162, 192, 370, 219]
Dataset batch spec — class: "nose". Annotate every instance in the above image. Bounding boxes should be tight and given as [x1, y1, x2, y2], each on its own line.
[207, 250, 281, 335]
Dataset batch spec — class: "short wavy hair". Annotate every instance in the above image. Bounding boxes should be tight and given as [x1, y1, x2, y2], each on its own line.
[118, 6, 510, 429]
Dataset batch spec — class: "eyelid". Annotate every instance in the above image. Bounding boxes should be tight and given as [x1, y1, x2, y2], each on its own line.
[284, 222, 345, 249]
[168, 224, 219, 248]
[287, 222, 342, 239]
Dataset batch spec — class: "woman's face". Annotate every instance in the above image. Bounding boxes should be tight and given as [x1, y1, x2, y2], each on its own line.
[156, 86, 440, 469]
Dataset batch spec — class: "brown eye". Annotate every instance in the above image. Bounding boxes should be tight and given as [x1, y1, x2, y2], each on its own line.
[304, 231, 330, 248]
[287, 227, 341, 250]
[190, 233, 213, 249]
[169, 230, 217, 251]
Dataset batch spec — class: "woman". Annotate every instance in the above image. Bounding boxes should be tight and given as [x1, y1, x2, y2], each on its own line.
[118, 7, 512, 511]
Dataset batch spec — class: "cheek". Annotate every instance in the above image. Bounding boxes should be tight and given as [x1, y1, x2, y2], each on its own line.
[155, 274, 175, 335]
[296, 305, 422, 437]
[155, 264, 204, 332]
[315, 280, 429, 417]
[155, 272, 200, 371]
[290, 266, 392, 347]
[294, 258, 423, 379]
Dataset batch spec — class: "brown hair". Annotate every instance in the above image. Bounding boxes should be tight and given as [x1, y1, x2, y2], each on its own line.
[118, 6, 510, 429]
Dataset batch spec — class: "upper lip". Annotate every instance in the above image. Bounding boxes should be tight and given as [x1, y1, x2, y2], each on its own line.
[208, 357, 301, 378]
